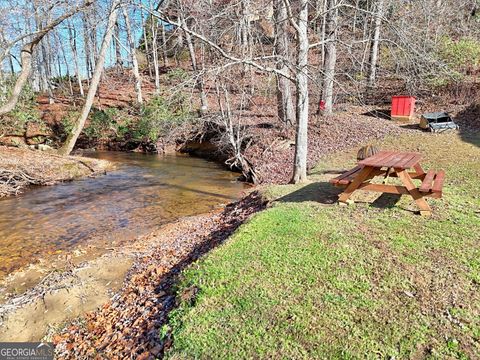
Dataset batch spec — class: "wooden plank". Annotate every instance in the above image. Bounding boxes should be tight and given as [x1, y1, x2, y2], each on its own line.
[358, 151, 393, 167]
[413, 163, 426, 176]
[432, 170, 445, 194]
[338, 166, 374, 203]
[358, 183, 410, 195]
[371, 152, 396, 167]
[395, 168, 432, 215]
[359, 151, 422, 169]
[392, 153, 418, 168]
[329, 165, 363, 185]
[385, 152, 415, 168]
[338, 167, 364, 185]
[419, 169, 436, 193]
[402, 153, 422, 169]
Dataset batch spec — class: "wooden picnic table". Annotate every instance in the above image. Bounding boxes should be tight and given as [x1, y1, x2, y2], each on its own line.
[330, 151, 445, 215]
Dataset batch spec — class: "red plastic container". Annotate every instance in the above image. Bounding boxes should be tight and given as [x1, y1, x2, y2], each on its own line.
[391, 96, 415, 121]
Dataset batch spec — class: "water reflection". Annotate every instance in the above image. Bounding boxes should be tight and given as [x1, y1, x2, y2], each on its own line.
[0, 152, 246, 277]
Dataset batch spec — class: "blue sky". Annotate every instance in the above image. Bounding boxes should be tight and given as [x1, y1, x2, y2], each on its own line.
[1, 0, 150, 77]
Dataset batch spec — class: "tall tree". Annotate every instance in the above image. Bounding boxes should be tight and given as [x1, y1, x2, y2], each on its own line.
[322, 0, 338, 115]
[149, 1, 160, 93]
[274, 0, 295, 126]
[122, 5, 143, 104]
[0, 0, 93, 117]
[59, 0, 121, 155]
[67, 19, 84, 97]
[114, 20, 122, 67]
[178, 2, 208, 113]
[290, 0, 309, 183]
[368, 0, 385, 88]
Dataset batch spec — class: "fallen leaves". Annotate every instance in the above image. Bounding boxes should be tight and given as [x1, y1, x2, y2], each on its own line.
[53, 191, 265, 359]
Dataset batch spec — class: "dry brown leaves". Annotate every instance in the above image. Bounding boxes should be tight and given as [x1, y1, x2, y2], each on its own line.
[53, 191, 265, 359]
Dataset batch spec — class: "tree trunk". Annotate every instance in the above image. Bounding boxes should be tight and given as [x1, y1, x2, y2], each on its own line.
[161, 24, 169, 67]
[68, 19, 84, 96]
[150, 3, 160, 93]
[57, 32, 74, 96]
[0, 1, 93, 117]
[320, 0, 327, 66]
[141, 11, 153, 78]
[274, 0, 295, 126]
[291, 0, 309, 184]
[59, 0, 120, 155]
[367, 0, 384, 88]
[114, 21, 122, 67]
[122, 5, 143, 104]
[180, 13, 208, 113]
[32, 2, 55, 103]
[82, 13, 92, 79]
[322, 0, 338, 115]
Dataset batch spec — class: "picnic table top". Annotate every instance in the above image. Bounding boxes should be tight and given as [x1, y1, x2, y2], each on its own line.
[358, 151, 422, 170]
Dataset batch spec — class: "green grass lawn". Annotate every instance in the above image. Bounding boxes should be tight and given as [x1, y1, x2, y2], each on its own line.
[165, 131, 480, 359]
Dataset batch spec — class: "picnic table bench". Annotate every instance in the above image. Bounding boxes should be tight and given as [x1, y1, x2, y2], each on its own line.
[330, 151, 445, 215]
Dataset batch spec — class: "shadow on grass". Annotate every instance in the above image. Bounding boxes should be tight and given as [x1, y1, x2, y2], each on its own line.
[370, 193, 402, 208]
[455, 103, 480, 148]
[275, 181, 406, 211]
[275, 182, 343, 205]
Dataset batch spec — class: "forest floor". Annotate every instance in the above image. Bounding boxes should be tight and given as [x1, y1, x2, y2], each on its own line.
[0, 146, 113, 197]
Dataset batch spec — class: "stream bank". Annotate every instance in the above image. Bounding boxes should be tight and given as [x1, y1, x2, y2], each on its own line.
[0, 150, 249, 344]
[0, 190, 265, 352]
[51, 191, 265, 358]
[0, 146, 112, 198]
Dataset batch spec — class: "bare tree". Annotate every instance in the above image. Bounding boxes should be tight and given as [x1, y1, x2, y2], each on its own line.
[114, 20, 123, 68]
[368, 0, 385, 88]
[274, 0, 295, 126]
[288, 0, 309, 183]
[322, 0, 338, 115]
[178, 1, 208, 113]
[59, 0, 121, 155]
[122, 4, 143, 104]
[0, 0, 93, 117]
[67, 18, 84, 97]
[150, 12, 161, 93]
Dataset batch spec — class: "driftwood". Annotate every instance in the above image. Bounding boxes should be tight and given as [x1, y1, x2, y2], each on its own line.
[0, 168, 53, 197]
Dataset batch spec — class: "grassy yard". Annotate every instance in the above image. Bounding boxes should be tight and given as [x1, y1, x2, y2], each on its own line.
[165, 131, 480, 359]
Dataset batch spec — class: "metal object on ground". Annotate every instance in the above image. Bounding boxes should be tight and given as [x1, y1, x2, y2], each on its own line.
[420, 112, 459, 133]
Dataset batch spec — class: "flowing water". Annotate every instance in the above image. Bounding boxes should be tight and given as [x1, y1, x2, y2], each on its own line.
[0, 152, 247, 278]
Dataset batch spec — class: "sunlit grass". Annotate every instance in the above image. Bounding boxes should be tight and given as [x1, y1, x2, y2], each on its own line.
[166, 132, 480, 359]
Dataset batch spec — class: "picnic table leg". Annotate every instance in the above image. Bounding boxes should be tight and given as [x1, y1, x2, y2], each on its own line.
[338, 166, 374, 204]
[413, 163, 425, 175]
[395, 168, 432, 216]
[413, 163, 426, 180]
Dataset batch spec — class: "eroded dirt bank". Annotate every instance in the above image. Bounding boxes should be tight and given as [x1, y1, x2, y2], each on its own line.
[0, 146, 113, 197]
